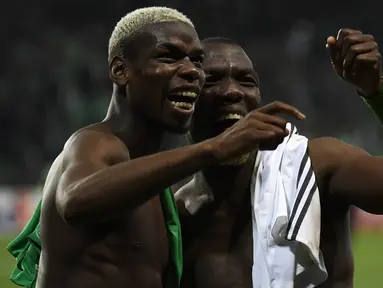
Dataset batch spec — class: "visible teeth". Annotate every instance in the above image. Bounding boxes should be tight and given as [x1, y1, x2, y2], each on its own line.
[171, 101, 193, 109]
[176, 91, 198, 98]
[223, 113, 243, 120]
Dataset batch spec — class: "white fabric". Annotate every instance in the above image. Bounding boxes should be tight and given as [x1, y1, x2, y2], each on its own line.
[175, 171, 214, 215]
[251, 123, 327, 288]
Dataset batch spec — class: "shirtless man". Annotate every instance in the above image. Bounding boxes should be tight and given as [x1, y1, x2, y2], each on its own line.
[33, 7, 306, 288]
[177, 31, 383, 288]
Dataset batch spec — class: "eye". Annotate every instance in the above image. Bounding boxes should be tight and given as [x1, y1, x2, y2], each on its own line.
[238, 77, 258, 87]
[190, 56, 204, 68]
[157, 56, 177, 63]
[205, 75, 221, 87]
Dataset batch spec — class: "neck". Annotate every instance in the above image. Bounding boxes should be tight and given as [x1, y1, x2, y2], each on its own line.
[202, 152, 257, 207]
[103, 86, 165, 158]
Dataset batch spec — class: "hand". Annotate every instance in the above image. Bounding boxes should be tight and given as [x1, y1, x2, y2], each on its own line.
[326, 28, 382, 97]
[209, 101, 305, 162]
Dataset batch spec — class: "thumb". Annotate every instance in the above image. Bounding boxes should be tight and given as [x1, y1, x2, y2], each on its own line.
[326, 36, 342, 76]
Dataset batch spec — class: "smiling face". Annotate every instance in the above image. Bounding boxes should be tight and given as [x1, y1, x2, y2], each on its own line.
[190, 41, 261, 143]
[110, 21, 205, 134]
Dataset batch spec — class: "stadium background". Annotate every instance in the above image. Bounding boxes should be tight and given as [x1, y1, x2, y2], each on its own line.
[1, 0, 383, 287]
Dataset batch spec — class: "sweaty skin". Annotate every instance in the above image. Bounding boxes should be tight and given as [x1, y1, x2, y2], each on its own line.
[178, 41, 383, 288]
[36, 21, 210, 288]
[36, 21, 303, 288]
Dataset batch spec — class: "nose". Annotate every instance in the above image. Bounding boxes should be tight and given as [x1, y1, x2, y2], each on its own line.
[221, 81, 244, 103]
[177, 60, 200, 82]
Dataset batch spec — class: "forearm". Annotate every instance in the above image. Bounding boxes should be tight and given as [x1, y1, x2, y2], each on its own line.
[61, 141, 215, 226]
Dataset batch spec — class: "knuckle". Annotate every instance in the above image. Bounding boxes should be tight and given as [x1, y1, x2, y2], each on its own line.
[337, 28, 345, 37]
[338, 28, 357, 37]
[350, 45, 358, 53]
[344, 35, 352, 42]
[269, 101, 277, 109]
[273, 101, 282, 108]
[251, 110, 261, 119]
[267, 130, 276, 137]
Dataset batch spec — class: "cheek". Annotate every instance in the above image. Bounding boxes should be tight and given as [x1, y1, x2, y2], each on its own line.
[198, 89, 218, 105]
[199, 70, 206, 86]
[245, 90, 261, 110]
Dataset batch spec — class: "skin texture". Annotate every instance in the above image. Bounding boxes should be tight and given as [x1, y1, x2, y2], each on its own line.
[35, 21, 310, 288]
[36, 21, 211, 288]
[178, 35, 383, 288]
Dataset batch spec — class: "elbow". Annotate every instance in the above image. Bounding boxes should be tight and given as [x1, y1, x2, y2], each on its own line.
[56, 190, 84, 227]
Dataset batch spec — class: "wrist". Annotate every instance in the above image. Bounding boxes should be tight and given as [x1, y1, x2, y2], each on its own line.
[358, 76, 383, 99]
[196, 138, 220, 166]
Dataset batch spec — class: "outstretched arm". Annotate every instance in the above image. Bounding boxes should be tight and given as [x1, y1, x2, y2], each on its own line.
[309, 137, 383, 214]
[56, 130, 214, 227]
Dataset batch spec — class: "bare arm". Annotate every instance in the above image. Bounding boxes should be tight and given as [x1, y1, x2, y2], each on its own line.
[309, 137, 383, 214]
[56, 130, 215, 227]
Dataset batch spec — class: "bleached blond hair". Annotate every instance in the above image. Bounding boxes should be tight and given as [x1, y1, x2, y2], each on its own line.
[108, 7, 194, 63]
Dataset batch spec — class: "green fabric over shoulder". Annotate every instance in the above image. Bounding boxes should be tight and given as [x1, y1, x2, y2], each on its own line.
[160, 186, 183, 288]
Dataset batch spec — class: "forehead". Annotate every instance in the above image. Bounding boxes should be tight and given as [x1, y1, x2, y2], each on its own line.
[142, 21, 202, 51]
[203, 43, 254, 72]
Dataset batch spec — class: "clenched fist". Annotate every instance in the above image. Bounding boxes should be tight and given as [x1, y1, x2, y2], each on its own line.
[326, 28, 382, 97]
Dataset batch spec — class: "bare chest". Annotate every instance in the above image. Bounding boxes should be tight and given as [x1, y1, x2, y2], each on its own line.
[183, 206, 253, 288]
[87, 196, 169, 267]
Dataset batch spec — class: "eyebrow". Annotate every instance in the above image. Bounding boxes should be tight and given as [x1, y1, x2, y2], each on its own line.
[205, 66, 256, 76]
[157, 43, 204, 57]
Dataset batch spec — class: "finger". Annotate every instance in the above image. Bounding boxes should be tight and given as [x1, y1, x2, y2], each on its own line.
[253, 113, 289, 135]
[351, 51, 382, 74]
[326, 36, 343, 76]
[256, 101, 305, 120]
[343, 41, 378, 73]
[341, 34, 375, 59]
[336, 28, 361, 50]
[326, 36, 338, 63]
[254, 120, 288, 136]
[252, 130, 279, 142]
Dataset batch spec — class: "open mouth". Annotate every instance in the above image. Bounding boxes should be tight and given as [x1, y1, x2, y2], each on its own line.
[215, 113, 244, 130]
[167, 91, 198, 111]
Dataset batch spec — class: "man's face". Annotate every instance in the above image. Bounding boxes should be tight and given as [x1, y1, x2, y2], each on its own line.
[190, 42, 261, 142]
[119, 21, 205, 134]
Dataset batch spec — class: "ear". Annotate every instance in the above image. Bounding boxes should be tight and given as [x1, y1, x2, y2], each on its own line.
[109, 56, 130, 86]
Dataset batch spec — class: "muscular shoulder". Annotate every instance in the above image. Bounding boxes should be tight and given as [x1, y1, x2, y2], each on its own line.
[309, 137, 367, 164]
[62, 125, 129, 167]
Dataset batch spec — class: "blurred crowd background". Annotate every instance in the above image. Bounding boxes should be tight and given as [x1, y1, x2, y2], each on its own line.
[1, 0, 383, 287]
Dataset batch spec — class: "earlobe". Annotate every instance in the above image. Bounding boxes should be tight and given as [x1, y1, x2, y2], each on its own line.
[109, 56, 130, 86]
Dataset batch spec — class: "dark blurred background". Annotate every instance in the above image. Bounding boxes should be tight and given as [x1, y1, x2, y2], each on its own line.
[1, 0, 383, 185]
[0, 1, 383, 286]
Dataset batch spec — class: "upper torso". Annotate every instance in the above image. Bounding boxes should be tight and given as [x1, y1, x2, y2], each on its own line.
[37, 124, 170, 288]
[180, 141, 354, 288]
[181, 200, 253, 288]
